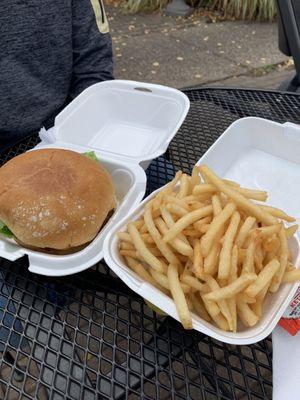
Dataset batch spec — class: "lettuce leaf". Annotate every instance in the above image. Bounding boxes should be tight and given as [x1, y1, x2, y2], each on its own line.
[0, 221, 14, 238]
[83, 151, 99, 162]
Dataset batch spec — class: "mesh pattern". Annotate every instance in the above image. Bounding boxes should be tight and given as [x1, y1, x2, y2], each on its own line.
[1, 88, 300, 400]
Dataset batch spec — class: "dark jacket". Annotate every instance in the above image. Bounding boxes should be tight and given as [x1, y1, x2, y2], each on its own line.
[0, 0, 113, 148]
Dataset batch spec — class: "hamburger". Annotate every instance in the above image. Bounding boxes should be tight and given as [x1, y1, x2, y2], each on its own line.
[0, 148, 116, 253]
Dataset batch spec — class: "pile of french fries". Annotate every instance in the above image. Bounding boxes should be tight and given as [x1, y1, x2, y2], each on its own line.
[117, 165, 299, 332]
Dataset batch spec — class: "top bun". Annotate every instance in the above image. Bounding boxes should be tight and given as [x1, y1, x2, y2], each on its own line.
[0, 148, 115, 250]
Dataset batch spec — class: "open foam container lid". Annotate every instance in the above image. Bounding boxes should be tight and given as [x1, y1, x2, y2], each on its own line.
[0, 80, 190, 277]
[52, 79, 190, 166]
[104, 117, 300, 344]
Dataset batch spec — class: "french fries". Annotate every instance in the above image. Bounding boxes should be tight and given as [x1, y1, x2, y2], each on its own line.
[218, 211, 240, 279]
[117, 165, 299, 332]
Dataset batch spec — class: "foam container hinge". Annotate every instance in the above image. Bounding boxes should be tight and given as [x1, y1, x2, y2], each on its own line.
[104, 117, 300, 345]
[0, 80, 190, 276]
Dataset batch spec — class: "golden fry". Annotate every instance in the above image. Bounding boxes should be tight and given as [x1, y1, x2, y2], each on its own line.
[129, 261, 159, 286]
[193, 183, 217, 195]
[193, 239, 204, 277]
[233, 186, 267, 201]
[228, 297, 237, 332]
[120, 249, 140, 258]
[191, 166, 200, 189]
[201, 284, 221, 317]
[166, 203, 188, 217]
[254, 241, 264, 272]
[182, 229, 202, 237]
[204, 242, 221, 275]
[189, 293, 211, 322]
[199, 165, 277, 225]
[282, 268, 300, 283]
[163, 195, 189, 211]
[260, 205, 296, 223]
[241, 239, 256, 274]
[201, 296, 221, 319]
[205, 273, 256, 301]
[269, 227, 289, 292]
[236, 293, 256, 304]
[144, 206, 180, 266]
[160, 207, 190, 245]
[223, 179, 240, 188]
[235, 216, 256, 248]
[178, 174, 190, 199]
[212, 313, 230, 331]
[202, 275, 233, 330]
[262, 235, 280, 253]
[155, 217, 193, 257]
[245, 259, 280, 298]
[163, 205, 213, 243]
[251, 284, 269, 318]
[285, 224, 298, 238]
[218, 211, 240, 279]
[212, 194, 222, 216]
[150, 269, 190, 294]
[120, 241, 135, 250]
[128, 223, 166, 273]
[168, 264, 193, 329]
[230, 245, 238, 282]
[237, 301, 259, 327]
[252, 224, 281, 238]
[201, 202, 236, 257]
[132, 220, 143, 229]
[181, 275, 204, 292]
[194, 216, 212, 231]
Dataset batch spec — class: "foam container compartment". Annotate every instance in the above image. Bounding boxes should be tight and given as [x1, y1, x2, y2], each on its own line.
[104, 117, 300, 344]
[0, 80, 190, 276]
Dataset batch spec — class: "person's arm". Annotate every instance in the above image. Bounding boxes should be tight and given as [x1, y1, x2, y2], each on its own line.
[70, 0, 114, 98]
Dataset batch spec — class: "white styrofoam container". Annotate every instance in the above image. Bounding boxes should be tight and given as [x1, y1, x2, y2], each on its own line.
[0, 80, 190, 276]
[104, 117, 300, 345]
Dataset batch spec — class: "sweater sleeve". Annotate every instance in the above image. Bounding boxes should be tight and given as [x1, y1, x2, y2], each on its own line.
[70, 0, 114, 99]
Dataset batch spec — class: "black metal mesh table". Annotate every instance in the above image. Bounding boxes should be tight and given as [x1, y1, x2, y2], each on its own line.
[1, 88, 300, 400]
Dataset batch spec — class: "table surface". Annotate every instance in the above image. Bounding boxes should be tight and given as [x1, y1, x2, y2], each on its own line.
[1, 87, 300, 400]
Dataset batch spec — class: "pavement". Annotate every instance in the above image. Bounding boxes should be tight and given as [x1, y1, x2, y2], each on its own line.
[106, 5, 295, 90]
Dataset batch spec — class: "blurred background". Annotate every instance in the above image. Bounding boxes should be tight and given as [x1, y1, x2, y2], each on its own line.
[105, 0, 296, 90]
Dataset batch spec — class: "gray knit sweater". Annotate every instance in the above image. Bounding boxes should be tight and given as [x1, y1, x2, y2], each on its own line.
[0, 0, 113, 149]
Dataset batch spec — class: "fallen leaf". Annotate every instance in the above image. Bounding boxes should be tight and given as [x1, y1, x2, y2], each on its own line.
[203, 36, 209, 41]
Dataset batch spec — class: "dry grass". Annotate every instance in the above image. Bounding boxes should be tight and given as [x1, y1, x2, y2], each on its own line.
[210, 0, 277, 21]
[123, 0, 168, 13]
[123, 0, 277, 21]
